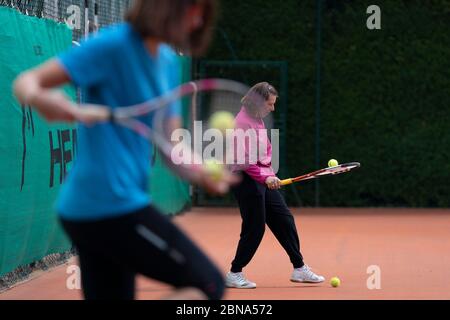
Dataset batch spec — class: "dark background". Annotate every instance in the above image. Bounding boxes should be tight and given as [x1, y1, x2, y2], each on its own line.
[197, 0, 450, 207]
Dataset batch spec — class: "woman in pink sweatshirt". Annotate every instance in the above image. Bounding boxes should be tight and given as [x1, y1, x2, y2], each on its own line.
[225, 82, 325, 289]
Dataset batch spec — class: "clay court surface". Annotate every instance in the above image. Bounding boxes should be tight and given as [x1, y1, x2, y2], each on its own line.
[1, 207, 449, 300]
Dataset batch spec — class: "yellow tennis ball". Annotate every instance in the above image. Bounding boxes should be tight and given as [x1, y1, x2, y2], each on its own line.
[328, 159, 339, 167]
[330, 277, 341, 287]
[209, 111, 235, 133]
[204, 159, 224, 182]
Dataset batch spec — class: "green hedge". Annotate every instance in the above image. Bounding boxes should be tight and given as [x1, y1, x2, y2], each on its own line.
[204, 0, 450, 207]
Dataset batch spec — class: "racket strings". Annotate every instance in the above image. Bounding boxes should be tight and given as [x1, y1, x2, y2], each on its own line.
[105, 79, 274, 172]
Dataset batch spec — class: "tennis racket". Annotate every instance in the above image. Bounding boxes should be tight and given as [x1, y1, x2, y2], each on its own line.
[79, 78, 272, 178]
[280, 162, 361, 186]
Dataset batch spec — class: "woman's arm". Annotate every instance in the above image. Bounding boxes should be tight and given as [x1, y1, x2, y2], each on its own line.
[13, 59, 107, 124]
[13, 59, 79, 122]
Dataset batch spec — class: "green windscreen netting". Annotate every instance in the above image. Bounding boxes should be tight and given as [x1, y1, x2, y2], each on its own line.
[0, 6, 75, 282]
[0, 6, 191, 283]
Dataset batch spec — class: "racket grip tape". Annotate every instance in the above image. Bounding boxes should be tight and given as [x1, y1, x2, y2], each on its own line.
[280, 178, 293, 186]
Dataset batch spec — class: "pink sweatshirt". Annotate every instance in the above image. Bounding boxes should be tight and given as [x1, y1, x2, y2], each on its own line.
[233, 107, 276, 184]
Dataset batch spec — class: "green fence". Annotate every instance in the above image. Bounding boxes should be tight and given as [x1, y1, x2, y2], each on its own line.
[0, 7, 190, 279]
[0, 7, 74, 278]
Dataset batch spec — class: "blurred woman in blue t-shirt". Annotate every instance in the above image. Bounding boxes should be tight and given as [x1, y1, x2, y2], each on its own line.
[13, 0, 235, 300]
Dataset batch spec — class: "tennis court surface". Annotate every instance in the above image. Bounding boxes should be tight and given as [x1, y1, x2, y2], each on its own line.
[1, 207, 449, 300]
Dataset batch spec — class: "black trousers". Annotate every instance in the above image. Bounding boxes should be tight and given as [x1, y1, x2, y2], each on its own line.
[230, 173, 304, 273]
[61, 206, 224, 300]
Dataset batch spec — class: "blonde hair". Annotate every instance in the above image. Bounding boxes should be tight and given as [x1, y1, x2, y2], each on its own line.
[241, 82, 278, 115]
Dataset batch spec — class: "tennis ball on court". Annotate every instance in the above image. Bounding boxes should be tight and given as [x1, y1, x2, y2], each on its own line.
[330, 277, 341, 287]
[204, 159, 224, 182]
[209, 111, 235, 133]
[328, 159, 339, 167]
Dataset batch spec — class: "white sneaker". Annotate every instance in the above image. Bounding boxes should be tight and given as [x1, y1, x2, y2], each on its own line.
[291, 265, 325, 283]
[225, 272, 257, 289]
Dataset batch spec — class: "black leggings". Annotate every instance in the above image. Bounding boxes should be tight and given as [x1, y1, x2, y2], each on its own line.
[60, 206, 224, 300]
[230, 173, 304, 273]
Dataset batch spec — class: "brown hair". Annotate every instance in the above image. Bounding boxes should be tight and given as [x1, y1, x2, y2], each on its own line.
[241, 82, 278, 115]
[125, 0, 217, 57]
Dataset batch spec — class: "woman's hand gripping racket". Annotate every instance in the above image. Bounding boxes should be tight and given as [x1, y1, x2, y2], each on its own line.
[75, 79, 267, 194]
[280, 162, 361, 186]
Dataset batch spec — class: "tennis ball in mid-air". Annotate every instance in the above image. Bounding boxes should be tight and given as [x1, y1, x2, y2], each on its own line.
[204, 159, 224, 182]
[328, 159, 339, 167]
[330, 277, 341, 287]
[209, 111, 235, 133]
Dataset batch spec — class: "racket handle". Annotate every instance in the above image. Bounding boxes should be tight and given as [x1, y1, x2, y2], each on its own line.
[280, 178, 293, 186]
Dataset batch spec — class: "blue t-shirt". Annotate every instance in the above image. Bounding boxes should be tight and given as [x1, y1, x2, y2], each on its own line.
[56, 23, 181, 221]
